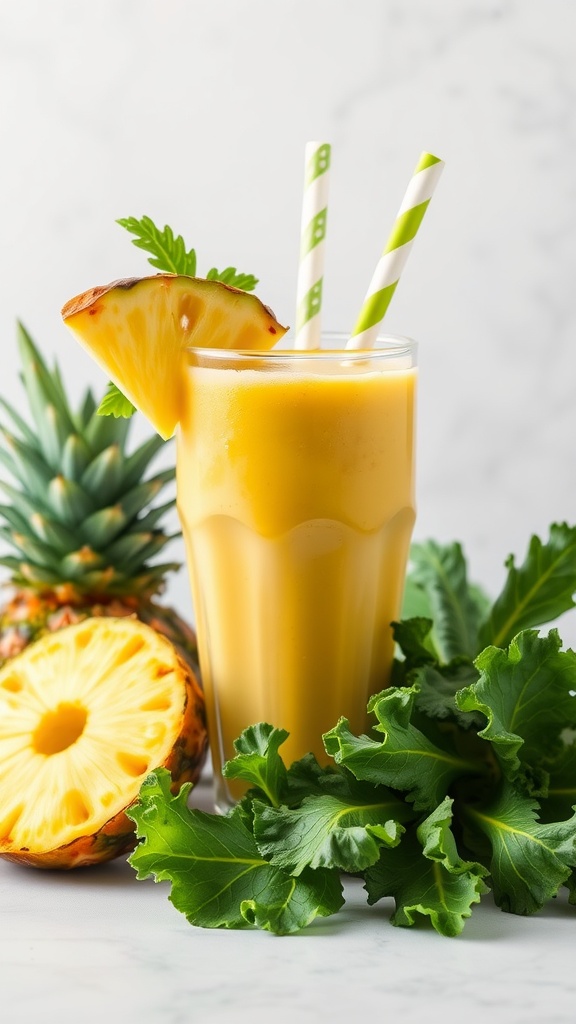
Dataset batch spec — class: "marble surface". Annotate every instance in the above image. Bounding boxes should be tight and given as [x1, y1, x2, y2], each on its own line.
[2, 770, 575, 1024]
[1, 5, 576, 1018]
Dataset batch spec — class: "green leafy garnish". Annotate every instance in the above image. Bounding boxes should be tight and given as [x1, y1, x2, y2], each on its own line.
[117, 216, 199, 277]
[324, 685, 480, 812]
[128, 770, 343, 933]
[365, 798, 489, 936]
[252, 768, 411, 876]
[127, 523, 576, 937]
[456, 629, 576, 792]
[96, 215, 260, 420]
[404, 540, 487, 660]
[222, 722, 289, 806]
[463, 785, 576, 915]
[477, 523, 576, 649]
[97, 381, 136, 419]
[206, 266, 259, 291]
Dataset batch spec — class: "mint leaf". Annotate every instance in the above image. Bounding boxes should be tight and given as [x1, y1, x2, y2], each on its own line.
[96, 381, 136, 419]
[365, 797, 489, 937]
[118, 215, 197, 276]
[408, 541, 486, 661]
[479, 523, 576, 650]
[206, 267, 258, 292]
[464, 783, 576, 914]
[324, 685, 481, 811]
[456, 630, 576, 790]
[222, 723, 289, 806]
[252, 771, 412, 875]
[127, 768, 343, 934]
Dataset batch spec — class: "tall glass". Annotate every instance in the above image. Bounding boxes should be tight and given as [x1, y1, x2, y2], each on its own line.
[176, 336, 417, 809]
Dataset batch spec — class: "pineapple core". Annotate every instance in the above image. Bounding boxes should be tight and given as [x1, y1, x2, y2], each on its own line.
[33, 703, 88, 756]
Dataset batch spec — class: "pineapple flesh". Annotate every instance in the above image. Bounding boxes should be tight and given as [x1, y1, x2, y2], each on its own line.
[62, 274, 288, 439]
[0, 617, 205, 867]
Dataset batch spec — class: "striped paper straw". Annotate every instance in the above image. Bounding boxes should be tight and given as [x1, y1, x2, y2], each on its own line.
[347, 151, 445, 349]
[294, 141, 331, 349]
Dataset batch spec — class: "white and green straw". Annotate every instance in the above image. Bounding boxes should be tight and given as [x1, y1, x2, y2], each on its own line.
[294, 141, 331, 349]
[347, 151, 445, 349]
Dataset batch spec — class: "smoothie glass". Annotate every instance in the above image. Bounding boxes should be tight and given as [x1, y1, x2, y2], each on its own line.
[176, 335, 417, 809]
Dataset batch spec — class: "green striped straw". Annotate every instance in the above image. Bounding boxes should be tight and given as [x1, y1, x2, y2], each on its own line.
[347, 151, 445, 349]
[294, 141, 331, 349]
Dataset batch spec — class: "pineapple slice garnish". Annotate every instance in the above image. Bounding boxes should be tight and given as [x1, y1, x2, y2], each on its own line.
[0, 617, 205, 868]
[62, 275, 288, 439]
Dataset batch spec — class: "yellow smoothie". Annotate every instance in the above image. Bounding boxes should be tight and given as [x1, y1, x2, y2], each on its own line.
[176, 344, 416, 804]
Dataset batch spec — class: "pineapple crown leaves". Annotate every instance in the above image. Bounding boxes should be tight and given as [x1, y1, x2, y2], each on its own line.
[100, 215, 260, 420]
[0, 323, 180, 598]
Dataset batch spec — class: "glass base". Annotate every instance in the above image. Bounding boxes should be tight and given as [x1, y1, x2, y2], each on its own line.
[212, 777, 235, 814]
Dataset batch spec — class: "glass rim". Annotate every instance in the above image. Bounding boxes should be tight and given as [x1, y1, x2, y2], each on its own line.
[185, 332, 417, 361]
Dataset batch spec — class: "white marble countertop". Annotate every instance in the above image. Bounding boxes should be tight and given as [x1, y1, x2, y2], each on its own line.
[2, 771, 574, 1024]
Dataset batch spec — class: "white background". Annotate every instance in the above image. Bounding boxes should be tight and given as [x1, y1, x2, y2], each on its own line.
[1, 0, 576, 639]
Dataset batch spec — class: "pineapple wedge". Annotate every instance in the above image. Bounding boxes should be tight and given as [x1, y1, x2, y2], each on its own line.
[0, 617, 206, 868]
[62, 275, 288, 438]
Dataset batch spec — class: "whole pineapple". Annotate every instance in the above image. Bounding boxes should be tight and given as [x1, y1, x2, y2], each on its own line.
[0, 323, 207, 780]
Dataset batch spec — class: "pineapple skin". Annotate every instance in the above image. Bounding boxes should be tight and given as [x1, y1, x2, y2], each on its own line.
[0, 587, 200, 673]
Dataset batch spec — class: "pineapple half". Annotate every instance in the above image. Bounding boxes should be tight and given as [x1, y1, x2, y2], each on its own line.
[0, 325, 208, 796]
[0, 617, 204, 868]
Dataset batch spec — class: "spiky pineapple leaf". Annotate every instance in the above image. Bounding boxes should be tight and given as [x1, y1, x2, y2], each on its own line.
[80, 444, 125, 505]
[17, 322, 75, 432]
[0, 395, 38, 448]
[60, 434, 92, 480]
[122, 435, 168, 491]
[0, 433, 53, 499]
[76, 388, 98, 429]
[83, 402, 131, 454]
[119, 470, 175, 522]
[0, 327, 179, 599]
